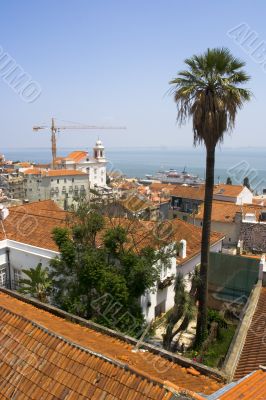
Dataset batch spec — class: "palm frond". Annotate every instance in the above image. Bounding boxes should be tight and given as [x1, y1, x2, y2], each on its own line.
[170, 47, 251, 148]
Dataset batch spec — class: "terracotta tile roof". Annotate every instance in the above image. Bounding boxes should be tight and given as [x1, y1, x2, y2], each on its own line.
[195, 201, 264, 223]
[213, 184, 244, 198]
[253, 197, 266, 206]
[65, 150, 88, 162]
[2, 168, 14, 173]
[149, 183, 177, 193]
[169, 218, 224, 263]
[218, 369, 266, 399]
[0, 200, 223, 260]
[120, 195, 154, 212]
[10, 199, 63, 212]
[14, 161, 31, 168]
[234, 287, 266, 380]
[23, 167, 42, 175]
[42, 169, 87, 177]
[116, 181, 138, 191]
[23, 168, 87, 177]
[170, 185, 206, 201]
[100, 218, 224, 262]
[0, 290, 222, 397]
[0, 200, 67, 251]
[170, 184, 245, 201]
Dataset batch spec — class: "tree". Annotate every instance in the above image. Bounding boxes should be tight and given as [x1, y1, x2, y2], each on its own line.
[243, 176, 251, 190]
[19, 263, 51, 302]
[163, 269, 199, 351]
[226, 177, 232, 185]
[49, 203, 175, 336]
[170, 48, 251, 346]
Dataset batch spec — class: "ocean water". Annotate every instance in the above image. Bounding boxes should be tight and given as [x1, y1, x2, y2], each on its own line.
[2, 147, 266, 194]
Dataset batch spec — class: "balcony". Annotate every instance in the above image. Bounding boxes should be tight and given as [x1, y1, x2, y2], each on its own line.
[157, 275, 174, 290]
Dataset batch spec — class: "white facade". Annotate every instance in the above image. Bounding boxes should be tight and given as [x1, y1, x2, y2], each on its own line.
[58, 140, 107, 188]
[0, 239, 59, 288]
[0, 234, 223, 322]
[213, 186, 253, 205]
[141, 240, 223, 322]
[24, 171, 90, 209]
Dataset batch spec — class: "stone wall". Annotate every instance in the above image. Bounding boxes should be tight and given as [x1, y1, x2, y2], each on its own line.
[240, 222, 266, 252]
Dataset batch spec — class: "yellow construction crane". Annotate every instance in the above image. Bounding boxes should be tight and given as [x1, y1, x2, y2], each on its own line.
[33, 118, 126, 168]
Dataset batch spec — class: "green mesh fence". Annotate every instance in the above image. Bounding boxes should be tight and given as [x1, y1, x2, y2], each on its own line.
[209, 252, 259, 304]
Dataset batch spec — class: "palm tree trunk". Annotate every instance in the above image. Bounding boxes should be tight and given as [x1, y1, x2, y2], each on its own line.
[195, 146, 215, 347]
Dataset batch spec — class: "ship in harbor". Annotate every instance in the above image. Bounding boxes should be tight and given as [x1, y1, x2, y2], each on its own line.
[141, 168, 204, 185]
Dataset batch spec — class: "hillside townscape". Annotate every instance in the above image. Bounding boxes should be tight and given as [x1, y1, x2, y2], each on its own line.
[0, 1, 266, 399]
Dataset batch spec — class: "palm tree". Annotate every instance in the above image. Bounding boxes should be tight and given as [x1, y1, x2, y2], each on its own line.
[19, 263, 51, 302]
[170, 48, 251, 346]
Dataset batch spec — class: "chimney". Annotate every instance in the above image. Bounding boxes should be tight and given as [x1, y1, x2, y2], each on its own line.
[0, 205, 9, 220]
[260, 254, 266, 285]
[237, 239, 243, 255]
[179, 239, 187, 259]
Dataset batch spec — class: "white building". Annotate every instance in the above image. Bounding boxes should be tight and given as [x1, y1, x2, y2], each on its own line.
[213, 185, 253, 205]
[192, 201, 265, 246]
[0, 201, 224, 322]
[140, 219, 224, 322]
[23, 168, 90, 209]
[56, 140, 107, 188]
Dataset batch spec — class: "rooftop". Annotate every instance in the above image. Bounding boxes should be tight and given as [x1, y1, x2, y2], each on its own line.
[43, 169, 87, 177]
[234, 287, 266, 380]
[0, 201, 224, 260]
[208, 368, 266, 399]
[170, 184, 246, 201]
[0, 289, 222, 398]
[64, 150, 88, 163]
[195, 201, 265, 223]
[0, 200, 66, 251]
[23, 168, 87, 177]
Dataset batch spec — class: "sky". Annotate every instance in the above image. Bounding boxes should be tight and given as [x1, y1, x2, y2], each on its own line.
[0, 0, 266, 150]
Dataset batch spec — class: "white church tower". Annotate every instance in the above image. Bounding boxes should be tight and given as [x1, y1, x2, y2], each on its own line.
[93, 139, 106, 163]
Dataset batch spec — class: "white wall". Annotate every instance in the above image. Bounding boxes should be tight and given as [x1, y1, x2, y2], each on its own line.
[0, 237, 223, 323]
[141, 240, 223, 322]
[0, 239, 59, 283]
[237, 187, 253, 205]
[213, 187, 253, 205]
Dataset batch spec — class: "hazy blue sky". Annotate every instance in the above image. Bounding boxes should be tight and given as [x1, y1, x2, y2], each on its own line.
[0, 0, 266, 150]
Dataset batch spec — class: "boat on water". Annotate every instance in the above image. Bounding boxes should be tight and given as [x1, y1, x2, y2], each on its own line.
[143, 168, 204, 185]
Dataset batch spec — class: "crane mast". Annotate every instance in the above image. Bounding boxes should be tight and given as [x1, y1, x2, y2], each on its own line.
[33, 118, 125, 168]
[51, 118, 57, 169]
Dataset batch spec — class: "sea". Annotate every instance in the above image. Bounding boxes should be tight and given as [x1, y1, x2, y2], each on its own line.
[2, 147, 266, 194]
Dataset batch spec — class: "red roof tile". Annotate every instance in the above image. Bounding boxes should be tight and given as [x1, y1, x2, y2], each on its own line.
[0, 290, 222, 397]
[170, 184, 245, 201]
[234, 288, 266, 380]
[195, 201, 264, 223]
[221, 369, 266, 399]
[42, 169, 87, 176]
[65, 151, 88, 162]
[23, 168, 87, 177]
[0, 201, 223, 259]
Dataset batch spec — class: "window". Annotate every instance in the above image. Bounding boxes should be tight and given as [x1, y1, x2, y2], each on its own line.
[57, 179, 59, 184]
[51, 179, 53, 182]
[14, 269, 21, 286]
[72, 178, 75, 183]
[64, 179, 67, 183]
[94, 168, 97, 174]
[0, 267, 6, 287]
